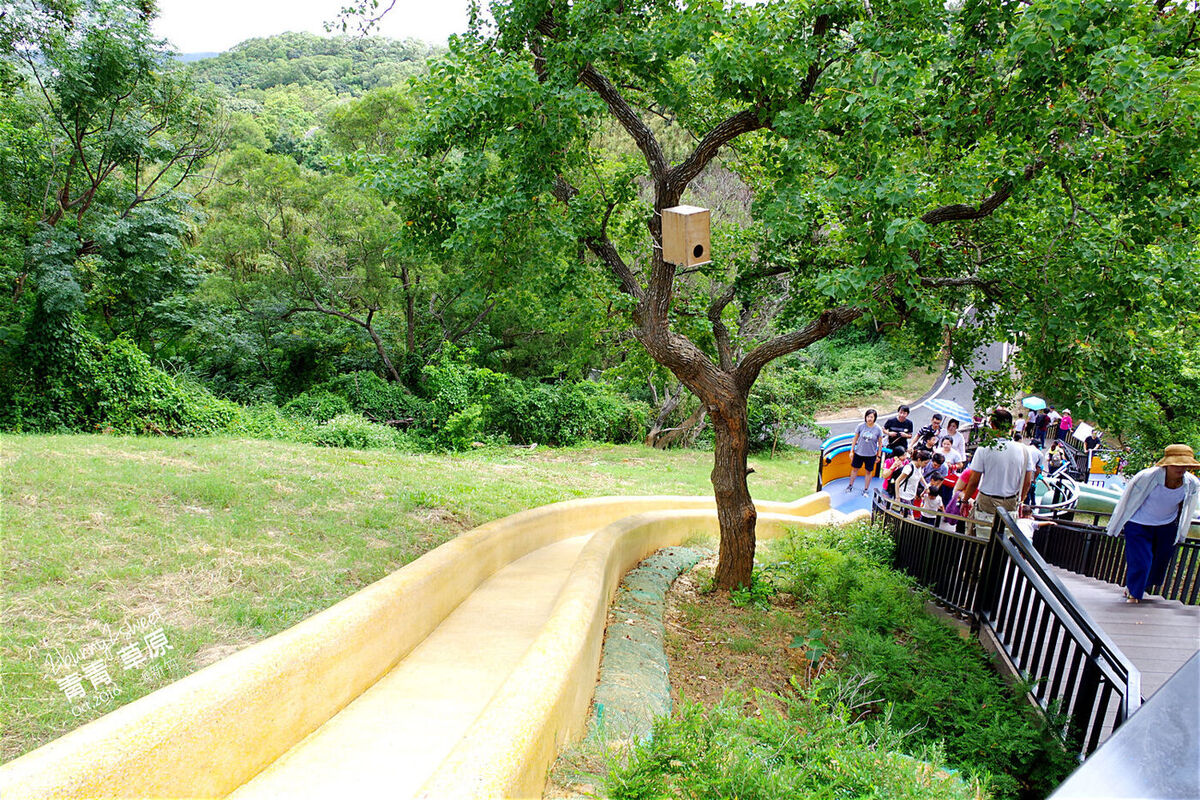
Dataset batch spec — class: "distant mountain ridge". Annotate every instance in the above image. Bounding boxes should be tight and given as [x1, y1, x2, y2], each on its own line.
[187, 31, 439, 96]
[177, 52, 220, 63]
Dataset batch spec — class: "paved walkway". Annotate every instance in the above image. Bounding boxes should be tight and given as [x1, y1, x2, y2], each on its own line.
[1049, 567, 1200, 702]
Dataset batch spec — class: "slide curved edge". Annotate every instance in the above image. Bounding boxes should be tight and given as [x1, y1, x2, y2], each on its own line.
[0, 495, 716, 799]
[417, 497, 867, 799]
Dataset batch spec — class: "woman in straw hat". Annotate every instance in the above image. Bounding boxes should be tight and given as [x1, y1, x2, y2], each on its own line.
[1106, 445, 1200, 603]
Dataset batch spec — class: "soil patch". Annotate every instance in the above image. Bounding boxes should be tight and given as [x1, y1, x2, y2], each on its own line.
[664, 555, 832, 713]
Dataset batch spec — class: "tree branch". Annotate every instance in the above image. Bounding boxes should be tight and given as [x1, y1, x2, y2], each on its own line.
[919, 275, 999, 289]
[449, 298, 497, 344]
[708, 285, 738, 371]
[551, 175, 645, 300]
[576, 63, 669, 182]
[920, 161, 1044, 226]
[734, 305, 864, 392]
[668, 108, 767, 193]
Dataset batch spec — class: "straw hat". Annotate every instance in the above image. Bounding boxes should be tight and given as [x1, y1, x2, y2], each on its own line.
[1157, 444, 1200, 468]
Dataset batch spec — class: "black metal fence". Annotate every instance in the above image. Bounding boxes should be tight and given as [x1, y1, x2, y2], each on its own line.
[1031, 520, 1200, 606]
[872, 493, 1142, 757]
[872, 498, 987, 617]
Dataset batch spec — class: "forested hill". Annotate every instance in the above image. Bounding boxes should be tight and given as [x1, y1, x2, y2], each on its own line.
[189, 32, 440, 96]
[184, 31, 439, 166]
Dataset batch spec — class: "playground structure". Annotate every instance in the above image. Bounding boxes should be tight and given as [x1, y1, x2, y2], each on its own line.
[0, 493, 867, 800]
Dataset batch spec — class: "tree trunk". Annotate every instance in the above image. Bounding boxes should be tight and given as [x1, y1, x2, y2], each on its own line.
[643, 380, 682, 447]
[365, 320, 403, 383]
[401, 264, 417, 355]
[710, 397, 757, 590]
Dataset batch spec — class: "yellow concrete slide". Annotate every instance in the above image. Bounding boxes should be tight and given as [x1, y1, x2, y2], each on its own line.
[0, 492, 867, 799]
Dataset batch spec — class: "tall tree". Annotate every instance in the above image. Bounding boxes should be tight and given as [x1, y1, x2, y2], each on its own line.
[202, 148, 410, 382]
[1, 0, 222, 353]
[376, 0, 1199, 588]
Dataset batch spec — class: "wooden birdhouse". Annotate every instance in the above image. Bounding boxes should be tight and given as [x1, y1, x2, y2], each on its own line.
[661, 205, 711, 266]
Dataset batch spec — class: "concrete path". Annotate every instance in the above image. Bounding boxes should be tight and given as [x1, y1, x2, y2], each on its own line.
[1049, 567, 1200, 702]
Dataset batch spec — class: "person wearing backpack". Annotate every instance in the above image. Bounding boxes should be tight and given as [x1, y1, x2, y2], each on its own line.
[894, 450, 930, 516]
[1033, 409, 1050, 448]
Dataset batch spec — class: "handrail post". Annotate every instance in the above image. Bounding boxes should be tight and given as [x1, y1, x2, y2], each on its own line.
[973, 523, 1004, 633]
[1081, 526, 1096, 575]
[1070, 645, 1104, 755]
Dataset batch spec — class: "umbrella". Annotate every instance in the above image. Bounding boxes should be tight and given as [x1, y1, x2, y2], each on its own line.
[1022, 396, 1046, 410]
[923, 398, 971, 422]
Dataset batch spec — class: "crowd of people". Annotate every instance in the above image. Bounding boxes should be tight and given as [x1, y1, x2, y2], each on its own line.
[848, 402, 1109, 535]
[848, 402, 1200, 604]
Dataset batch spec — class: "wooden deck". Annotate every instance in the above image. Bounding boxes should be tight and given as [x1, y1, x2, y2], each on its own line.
[1049, 566, 1200, 701]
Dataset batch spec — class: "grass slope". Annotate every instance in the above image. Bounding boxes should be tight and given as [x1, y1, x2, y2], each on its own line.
[0, 434, 815, 762]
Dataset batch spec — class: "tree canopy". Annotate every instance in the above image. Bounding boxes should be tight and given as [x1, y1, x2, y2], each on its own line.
[392, 0, 1199, 585]
[1, 0, 1195, 560]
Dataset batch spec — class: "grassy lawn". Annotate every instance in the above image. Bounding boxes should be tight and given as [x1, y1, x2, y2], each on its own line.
[0, 434, 816, 763]
[815, 357, 947, 421]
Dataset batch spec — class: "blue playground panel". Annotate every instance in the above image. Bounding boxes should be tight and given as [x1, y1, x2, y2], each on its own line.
[819, 432, 891, 513]
[821, 476, 877, 514]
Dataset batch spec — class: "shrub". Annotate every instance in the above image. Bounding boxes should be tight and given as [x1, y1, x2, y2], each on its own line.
[420, 348, 648, 447]
[92, 339, 244, 434]
[770, 523, 1076, 798]
[317, 371, 432, 428]
[225, 403, 316, 441]
[606, 691, 981, 800]
[0, 328, 244, 435]
[746, 365, 823, 452]
[281, 390, 352, 423]
[491, 379, 648, 446]
[310, 413, 409, 449]
[436, 403, 485, 451]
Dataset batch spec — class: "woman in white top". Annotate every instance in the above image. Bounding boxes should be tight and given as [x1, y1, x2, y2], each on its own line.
[938, 436, 965, 470]
[1105, 445, 1200, 602]
[945, 418, 968, 454]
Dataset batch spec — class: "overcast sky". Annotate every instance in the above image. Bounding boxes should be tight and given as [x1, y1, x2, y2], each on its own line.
[152, 0, 473, 53]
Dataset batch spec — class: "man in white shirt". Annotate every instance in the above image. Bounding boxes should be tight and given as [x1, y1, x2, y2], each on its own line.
[961, 407, 1034, 536]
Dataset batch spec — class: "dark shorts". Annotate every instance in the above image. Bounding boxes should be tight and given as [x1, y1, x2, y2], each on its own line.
[851, 453, 877, 471]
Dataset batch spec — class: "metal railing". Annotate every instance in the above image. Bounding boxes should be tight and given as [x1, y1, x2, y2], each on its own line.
[1053, 434, 1091, 481]
[870, 495, 984, 616]
[1031, 520, 1200, 606]
[871, 493, 1142, 757]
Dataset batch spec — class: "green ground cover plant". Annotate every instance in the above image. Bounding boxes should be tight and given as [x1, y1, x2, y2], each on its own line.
[605, 690, 981, 800]
[0, 434, 816, 762]
[593, 522, 1073, 799]
[770, 524, 1076, 799]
